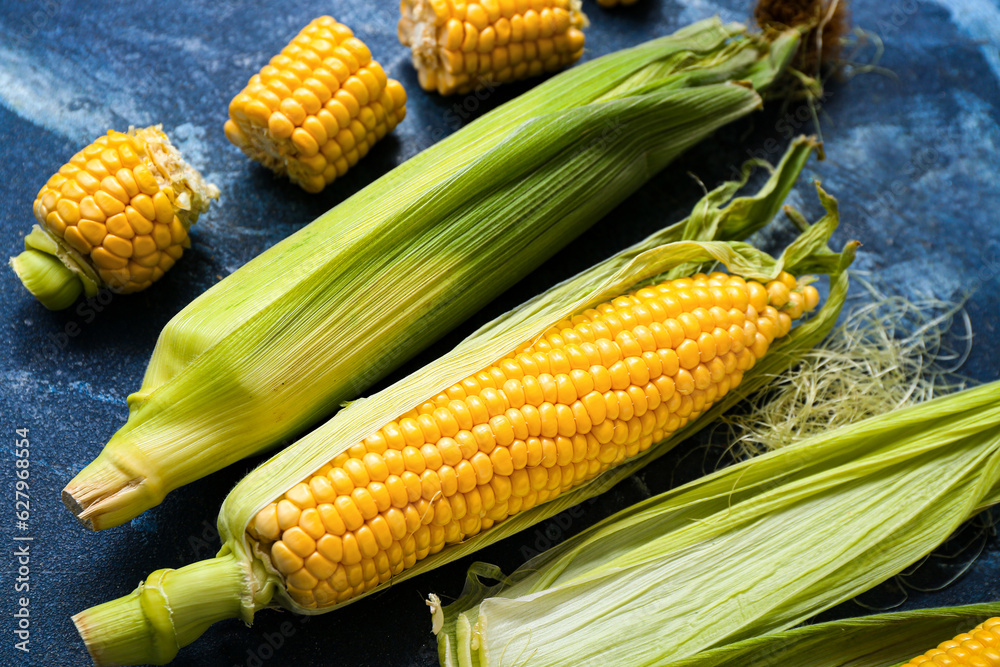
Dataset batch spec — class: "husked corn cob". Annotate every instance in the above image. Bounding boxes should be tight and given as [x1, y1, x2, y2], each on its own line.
[904, 618, 1000, 667]
[249, 271, 819, 607]
[399, 0, 587, 95]
[10, 127, 217, 310]
[225, 16, 407, 193]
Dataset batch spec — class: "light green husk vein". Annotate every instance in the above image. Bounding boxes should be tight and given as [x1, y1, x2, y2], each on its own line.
[73, 137, 848, 666]
[433, 381, 1000, 667]
[66, 19, 803, 530]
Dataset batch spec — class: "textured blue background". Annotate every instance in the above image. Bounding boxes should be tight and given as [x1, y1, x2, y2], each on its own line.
[2, 0, 1000, 665]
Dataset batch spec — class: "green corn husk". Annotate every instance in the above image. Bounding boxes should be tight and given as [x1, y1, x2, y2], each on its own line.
[64, 18, 806, 530]
[660, 602, 1000, 667]
[430, 380, 1000, 667]
[72, 139, 854, 665]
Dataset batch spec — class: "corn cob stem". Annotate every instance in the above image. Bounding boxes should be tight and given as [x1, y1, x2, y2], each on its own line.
[64, 19, 804, 530]
[9, 247, 84, 311]
[73, 553, 253, 666]
[12, 224, 104, 308]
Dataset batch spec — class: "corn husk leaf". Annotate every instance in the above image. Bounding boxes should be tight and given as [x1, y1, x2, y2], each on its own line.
[433, 380, 1000, 667]
[221, 136, 852, 613]
[661, 602, 1000, 667]
[73, 139, 850, 666]
[66, 19, 803, 530]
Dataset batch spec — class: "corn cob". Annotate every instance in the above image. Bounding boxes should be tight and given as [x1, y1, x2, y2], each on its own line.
[250, 271, 818, 607]
[904, 618, 1000, 667]
[72, 143, 853, 665]
[10, 127, 218, 310]
[398, 0, 587, 95]
[225, 16, 407, 193]
[64, 19, 807, 531]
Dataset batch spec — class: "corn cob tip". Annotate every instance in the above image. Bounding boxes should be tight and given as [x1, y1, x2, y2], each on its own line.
[9, 248, 85, 311]
[62, 451, 164, 531]
[73, 554, 252, 666]
[18, 126, 218, 308]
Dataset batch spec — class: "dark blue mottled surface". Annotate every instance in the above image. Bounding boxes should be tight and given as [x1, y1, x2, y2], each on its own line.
[2, 0, 999, 665]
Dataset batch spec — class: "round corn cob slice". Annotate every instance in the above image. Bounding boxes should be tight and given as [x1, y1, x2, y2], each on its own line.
[398, 0, 588, 96]
[225, 16, 408, 193]
[248, 270, 821, 608]
[10, 126, 218, 310]
[903, 617, 1000, 667]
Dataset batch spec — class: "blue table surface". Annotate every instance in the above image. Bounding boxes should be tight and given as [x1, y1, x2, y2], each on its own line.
[2, 0, 1000, 665]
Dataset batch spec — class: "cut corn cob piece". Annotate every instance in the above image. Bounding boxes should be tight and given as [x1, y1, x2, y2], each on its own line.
[225, 16, 407, 193]
[398, 0, 588, 95]
[10, 127, 218, 309]
[250, 271, 819, 607]
[904, 618, 1000, 667]
[71, 139, 853, 666]
[64, 19, 806, 531]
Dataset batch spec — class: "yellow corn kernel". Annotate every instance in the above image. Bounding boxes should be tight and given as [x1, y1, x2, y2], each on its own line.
[250, 270, 821, 608]
[399, 0, 587, 95]
[225, 16, 407, 193]
[903, 617, 1000, 666]
[18, 127, 217, 303]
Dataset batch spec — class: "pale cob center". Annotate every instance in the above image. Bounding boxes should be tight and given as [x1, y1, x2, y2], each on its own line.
[903, 617, 1000, 666]
[19, 127, 217, 300]
[225, 16, 407, 194]
[398, 0, 587, 96]
[247, 271, 819, 609]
